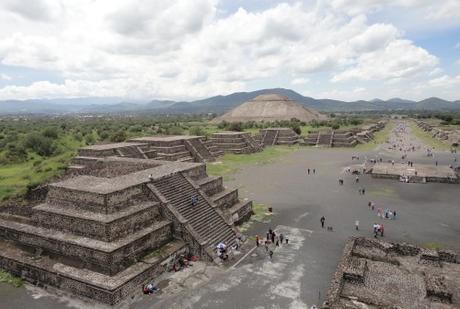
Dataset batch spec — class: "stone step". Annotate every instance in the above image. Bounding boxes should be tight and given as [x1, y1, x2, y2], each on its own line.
[156, 151, 191, 161]
[196, 176, 223, 196]
[33, 202, 160, 242]
[0, 238, 187, 305]
[150, 145, 187, 154]
[151, 174, 236, 252]
[209, 142, 248, 149]
[211, 188, 238, 209]
[227, 200, 253, 224]
[0, 218, 172, 276]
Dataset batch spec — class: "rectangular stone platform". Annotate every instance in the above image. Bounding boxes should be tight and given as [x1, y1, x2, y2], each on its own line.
[0, 239, 187, 305]
[371, 163, 459, 184]
[324, 237, 460, 309]
[0, 218, 172, 275]
[33, 201, 161, 241]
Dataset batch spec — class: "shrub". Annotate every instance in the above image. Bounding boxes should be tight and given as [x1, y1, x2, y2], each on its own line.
[109, 130, 127, 142]
[23, 133, 56, 157]
[42, 127, 59, 139]
[228, 122, 243, 132]
[189, 126, 206, 136]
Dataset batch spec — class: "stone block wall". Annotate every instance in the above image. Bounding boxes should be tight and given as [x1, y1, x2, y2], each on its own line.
[33, 203, 162, 242]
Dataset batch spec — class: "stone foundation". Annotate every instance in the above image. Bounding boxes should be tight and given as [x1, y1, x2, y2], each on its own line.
[323, 237, 460, 309]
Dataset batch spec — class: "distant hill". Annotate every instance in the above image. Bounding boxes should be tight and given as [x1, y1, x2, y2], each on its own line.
[1, 89, 460, 115]
[212, 93, 327, 123]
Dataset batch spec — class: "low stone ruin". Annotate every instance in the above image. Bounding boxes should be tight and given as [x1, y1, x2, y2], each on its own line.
[0, 155, 253, 305]
[79, 135, 216, 163]
[258, 128, 299, 146]
[306, 121, 386, 148]
[370, 162, 459, 184]
[207, 132, 263, 154]
[323, 237, 460, 309]
[417, 121, 460, 148]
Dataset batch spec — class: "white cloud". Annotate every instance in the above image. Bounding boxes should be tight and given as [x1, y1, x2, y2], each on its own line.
[428, 74, 460, 88]
[0, 73, 11, 80]
[291, 78, 310, 85]
[329, 0, 460, 21]
[332, 40, 438, 82]
[456, 42, 460, 49]
[0, 0, 455, 101]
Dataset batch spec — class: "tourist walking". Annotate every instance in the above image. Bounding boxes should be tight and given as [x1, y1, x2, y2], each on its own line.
[380, 224, 384, 237]
[313, 168, 316, 174]
[355, 220, 359, 231]
[355, 176, 359, 183]
[256, 235, 260, 247]
[268, 250, 273, 260]
[191, 196, 198, 206]
[271, 231, 276, 243]
[307, 168, 310, 175]
[279, 233, 284, 244]
[362, 187, 365, 195]
[320, 216, 325, 228]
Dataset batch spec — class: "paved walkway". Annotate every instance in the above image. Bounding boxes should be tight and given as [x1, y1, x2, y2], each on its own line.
[148, 225, 318, 309]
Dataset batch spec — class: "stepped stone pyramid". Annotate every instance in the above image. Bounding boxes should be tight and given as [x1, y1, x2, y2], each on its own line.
[212, 93, 326, 123]
[79, 135, 216, 163]
[306, 121, 386, 147]
[207, 132, 263, 154]
[0, 155, 252, 304]
[259, 128, 299, 146]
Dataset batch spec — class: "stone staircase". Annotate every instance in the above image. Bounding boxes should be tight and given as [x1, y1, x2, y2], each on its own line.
[116, 145, 146, 159]
[151, 174, 237, 249]
[262, 129, 277, 146]
[184, 138, 215, 162]
[317, 133, 331, 146]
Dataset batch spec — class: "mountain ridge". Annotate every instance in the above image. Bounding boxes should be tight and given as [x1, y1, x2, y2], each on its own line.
[1, 88, 459, 115]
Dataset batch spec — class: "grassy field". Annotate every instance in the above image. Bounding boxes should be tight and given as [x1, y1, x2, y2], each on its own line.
[206, 145, 300, 179]
[409, 121, 456, 151]
[0, 135, 84, 201]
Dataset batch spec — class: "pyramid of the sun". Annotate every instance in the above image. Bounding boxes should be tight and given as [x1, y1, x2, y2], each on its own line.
[213, 93, 326, 123]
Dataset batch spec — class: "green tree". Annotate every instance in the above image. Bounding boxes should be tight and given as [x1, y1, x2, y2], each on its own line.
[23, 133, 56, 156]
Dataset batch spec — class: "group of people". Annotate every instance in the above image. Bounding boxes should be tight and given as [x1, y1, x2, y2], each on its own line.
[216, 242, 228, 261]
[377, 207, 397, 220]
[373, 222, 384, 237]
[307, 168, 316, 175]
[255, 228, 289, 261]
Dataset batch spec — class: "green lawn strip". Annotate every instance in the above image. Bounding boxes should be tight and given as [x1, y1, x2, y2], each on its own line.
[409, 121, 454, 151]
[0, 270, 23, 287]
[354, 121, 395, 151]
[421, 242, 445, 251]
[206, 145, 300, 177]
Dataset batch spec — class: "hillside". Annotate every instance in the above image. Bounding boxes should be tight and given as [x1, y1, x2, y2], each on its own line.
[1, 89, 460, 115]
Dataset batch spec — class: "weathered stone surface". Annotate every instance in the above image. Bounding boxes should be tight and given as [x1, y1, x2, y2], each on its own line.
[323, 237, 460, 309]
[0, 152, 254, 304]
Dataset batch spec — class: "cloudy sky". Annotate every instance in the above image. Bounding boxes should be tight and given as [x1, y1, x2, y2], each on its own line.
[0, 0, 459, 101]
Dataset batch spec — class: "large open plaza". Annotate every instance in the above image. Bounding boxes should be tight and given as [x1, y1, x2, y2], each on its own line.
[0, 121, 458, 308]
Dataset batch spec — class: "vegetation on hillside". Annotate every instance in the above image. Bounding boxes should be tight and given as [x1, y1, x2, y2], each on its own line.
[0, 113, 379, 202]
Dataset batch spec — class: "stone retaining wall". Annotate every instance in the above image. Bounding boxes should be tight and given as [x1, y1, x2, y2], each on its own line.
[0, 220, 173, 276]
[33, 204, 162, 242]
